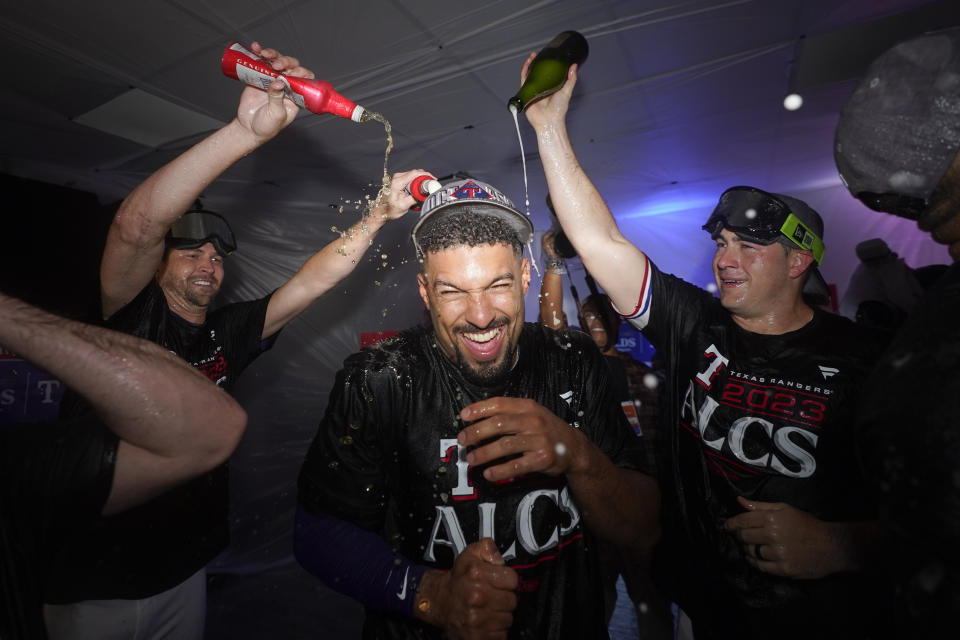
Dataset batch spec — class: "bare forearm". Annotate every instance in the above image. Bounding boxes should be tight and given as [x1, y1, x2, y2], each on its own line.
[111, 120, 262, 247]
[539, 269, 566, 329]
[261, 209, 391, 337]
[302, 207, 391, 290]
[536, 122, 623, 258]
[533, 121, 650, 312]
[567, 435, 660, 551]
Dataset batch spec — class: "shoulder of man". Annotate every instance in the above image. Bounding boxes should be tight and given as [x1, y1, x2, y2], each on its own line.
[814, 309, 891, 359]
[340, 324, 433, 378]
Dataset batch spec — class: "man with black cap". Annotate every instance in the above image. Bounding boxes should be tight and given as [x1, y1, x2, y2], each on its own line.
[520, 52, 890, 638]
[835, 25, 960, 635]
[295, 178, 660, 639]
[42, 42, 425, 640]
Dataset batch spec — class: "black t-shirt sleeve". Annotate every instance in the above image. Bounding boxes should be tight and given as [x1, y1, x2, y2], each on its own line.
[298, 357, 390, 532]
[634, 262, 718, 351]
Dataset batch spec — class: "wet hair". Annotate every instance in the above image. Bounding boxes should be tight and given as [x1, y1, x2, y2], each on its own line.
[417, 210, 523, 265]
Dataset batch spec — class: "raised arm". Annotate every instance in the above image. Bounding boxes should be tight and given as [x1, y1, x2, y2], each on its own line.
[538, 229, 569, 330]
[522, 54, 650, 315]
[100, 42, 310, 318]
[261, 170, 429, 338]
[0, 292, 247, 515]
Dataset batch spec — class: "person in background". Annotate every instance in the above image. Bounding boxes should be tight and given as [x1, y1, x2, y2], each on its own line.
[539, 230, 661, 461]
[838, 237, 924, 332]
[834, 25, 960, 636]
[43, 39, 428, 640]
[0, 291, 247, 640]
[296, 178, 660, 639]
[539, 229, 671, 639]
[522, 49, 892, 638]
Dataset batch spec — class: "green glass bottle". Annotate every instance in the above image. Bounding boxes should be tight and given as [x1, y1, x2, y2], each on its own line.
[508, 31, 589, 113]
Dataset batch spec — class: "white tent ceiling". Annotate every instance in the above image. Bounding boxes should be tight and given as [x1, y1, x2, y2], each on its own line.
[3, 1, 958, 290]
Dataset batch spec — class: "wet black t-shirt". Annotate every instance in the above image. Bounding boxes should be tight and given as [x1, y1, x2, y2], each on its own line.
[298, 323, 648, 640]
[626, 262, 891, 638]
[45, 280, 271, 602]
[1, 416, 116, 639]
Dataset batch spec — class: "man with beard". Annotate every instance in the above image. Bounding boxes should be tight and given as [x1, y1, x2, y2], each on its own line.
[43, 40, 426, 640]
[295, 178, 660, 639]
[834, 26, 960, 635]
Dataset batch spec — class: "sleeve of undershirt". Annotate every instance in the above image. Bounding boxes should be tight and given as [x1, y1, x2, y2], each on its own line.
[293, 505, 427, 616]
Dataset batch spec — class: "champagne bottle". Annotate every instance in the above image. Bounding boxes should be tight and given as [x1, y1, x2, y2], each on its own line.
[221, 42, 367, 122]
[508, 31, 589, 113]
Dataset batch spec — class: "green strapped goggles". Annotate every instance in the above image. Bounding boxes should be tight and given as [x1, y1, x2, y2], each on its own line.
[702, 186, 826, 265]
[779, 213, 825, 265]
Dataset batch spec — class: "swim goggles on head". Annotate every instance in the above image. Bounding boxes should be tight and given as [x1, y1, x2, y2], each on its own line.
[701, 186, 825, 265]
[166, 210, 237, 256]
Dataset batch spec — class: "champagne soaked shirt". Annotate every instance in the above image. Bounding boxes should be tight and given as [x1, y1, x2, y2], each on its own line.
[299, 323, 648, 640]
[624, 259, 892, 638]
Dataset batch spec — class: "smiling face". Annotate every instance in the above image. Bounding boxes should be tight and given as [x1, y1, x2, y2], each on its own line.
[712, 228, 803, 321]
[156, 242, 224, 315]
[418, 243, 530, 386]
[581, 308, 609, 350]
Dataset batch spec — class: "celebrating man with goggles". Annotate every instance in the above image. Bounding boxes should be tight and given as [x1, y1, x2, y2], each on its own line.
[43, 41, 430, 640]
[518, 51, 890, 638]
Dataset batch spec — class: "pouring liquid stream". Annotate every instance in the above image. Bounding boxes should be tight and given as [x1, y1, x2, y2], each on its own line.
[511, 106, 540, 278]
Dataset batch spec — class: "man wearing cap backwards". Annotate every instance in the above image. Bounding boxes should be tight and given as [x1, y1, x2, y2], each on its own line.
[835, 26, 960, 635]
[42, 42, 427, 640]
[295, 178, 660, 639]
[521, 53, 891, 638]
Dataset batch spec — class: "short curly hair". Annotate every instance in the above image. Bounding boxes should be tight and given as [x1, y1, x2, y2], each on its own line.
[416, 209, 523, 264]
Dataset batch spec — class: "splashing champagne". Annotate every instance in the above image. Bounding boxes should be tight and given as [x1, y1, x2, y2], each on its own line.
[221, 43, 396, 215]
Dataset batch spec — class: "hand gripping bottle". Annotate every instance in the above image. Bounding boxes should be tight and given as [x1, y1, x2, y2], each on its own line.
[221, 42, 367, 122]
[406, 175, 442, 210]
[508, 31, 589, 113]
[406, 175, 442, 203]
